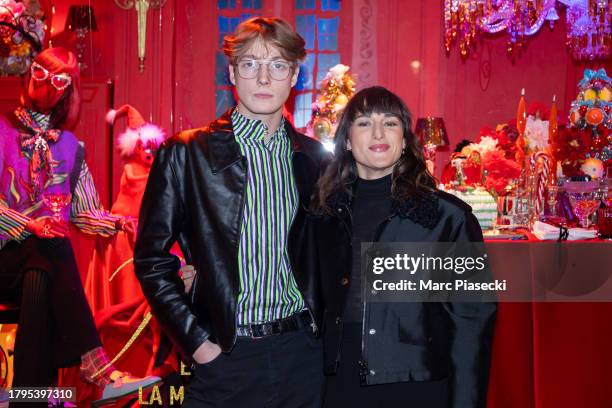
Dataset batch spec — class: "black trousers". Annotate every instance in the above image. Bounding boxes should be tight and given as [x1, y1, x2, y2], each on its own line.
[182, 327, 324, 408]
[323, 324, 449, 408]
[0, 237, 102, 388]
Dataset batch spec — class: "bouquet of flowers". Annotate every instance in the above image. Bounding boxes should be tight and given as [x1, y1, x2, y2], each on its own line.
[442, 125, 522, 197]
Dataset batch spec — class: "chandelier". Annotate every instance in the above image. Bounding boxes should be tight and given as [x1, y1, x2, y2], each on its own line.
[444, 0, 611, 60]
[562, 0, 611, 60]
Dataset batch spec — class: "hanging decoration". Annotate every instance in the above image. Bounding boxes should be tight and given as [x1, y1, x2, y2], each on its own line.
[0, 0, 46, 75]
[65, 5, 98, 72]
[114, 0, 167, 73]
[561, 0, 611, 60]
[444, 0, 611, 61]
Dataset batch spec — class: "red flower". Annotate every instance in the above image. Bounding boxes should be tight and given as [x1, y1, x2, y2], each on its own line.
[481, 150, 522, 195]
[527, 102, 550, 120]
[488, 125, 517, 159]
[552, 125, 592, 175]
[479, 126, 495, 138]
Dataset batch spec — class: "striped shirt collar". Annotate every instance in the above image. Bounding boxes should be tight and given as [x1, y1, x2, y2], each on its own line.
[231, 107, 286, 143]
[27, 109, 51, 130]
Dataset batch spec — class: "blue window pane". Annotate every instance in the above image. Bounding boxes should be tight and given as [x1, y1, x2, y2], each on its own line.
[216, 89, 236, 118]
[215, 52, 231, 86]
[218, 16, 229, 33]
[321, 0, 340, 11]
[294, 92, 313, 129]
[295, 54, 315, 91]
[242, 0, 262, 8]
[316, 53, 340, 85]
[220, 16, 241, 33]
[217, 0, 236, 9]
[317, 18, 339, 51]
[218, 16, 241, 46]
[295, 0, 315, 10]
[296, 15, 316, 50]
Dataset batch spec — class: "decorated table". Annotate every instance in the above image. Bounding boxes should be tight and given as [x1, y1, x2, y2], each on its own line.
[438, 68, 612, 408]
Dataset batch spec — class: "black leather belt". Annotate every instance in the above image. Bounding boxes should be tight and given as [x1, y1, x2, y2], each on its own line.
[236, 310, 314, 338]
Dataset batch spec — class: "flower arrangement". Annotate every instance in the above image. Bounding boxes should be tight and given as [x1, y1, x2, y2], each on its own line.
[442, 124, 522, 197]
[524, 115, 549, 151]
[0, 0, 45, 75]
[552, 124, 593, 176]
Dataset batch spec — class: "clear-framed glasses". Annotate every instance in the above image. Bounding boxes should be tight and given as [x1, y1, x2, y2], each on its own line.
[30, 62, 72, 91]
[235, 58, 293, 81]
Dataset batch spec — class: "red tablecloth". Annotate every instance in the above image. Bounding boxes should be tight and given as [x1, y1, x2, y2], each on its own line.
[486, 239, 612, 408]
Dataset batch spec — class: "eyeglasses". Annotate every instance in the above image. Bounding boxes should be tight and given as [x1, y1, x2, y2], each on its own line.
[30, 62, 73, 91]
[234, 59, 293, 81]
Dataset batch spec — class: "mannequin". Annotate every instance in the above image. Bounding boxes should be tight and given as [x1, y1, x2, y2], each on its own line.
[0, 48, 159, 406]
[86, 105, 168, 312]
[85, 105, 184, 383]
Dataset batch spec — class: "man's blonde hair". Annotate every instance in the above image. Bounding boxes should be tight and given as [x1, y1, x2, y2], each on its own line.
[223, 17, 306, 65]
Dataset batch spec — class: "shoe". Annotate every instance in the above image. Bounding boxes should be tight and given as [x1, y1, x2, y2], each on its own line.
[91, 374, 162, 407]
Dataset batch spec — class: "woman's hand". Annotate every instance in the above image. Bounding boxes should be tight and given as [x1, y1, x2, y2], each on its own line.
[180, 264, 197, 293]
[26, 216, 68, 239]
[115, 216, 136, 235]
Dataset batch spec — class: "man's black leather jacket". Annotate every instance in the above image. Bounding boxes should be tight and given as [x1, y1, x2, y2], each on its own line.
[134, 110, 329, 359]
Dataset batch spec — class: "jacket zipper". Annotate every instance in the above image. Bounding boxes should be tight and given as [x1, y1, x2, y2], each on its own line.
[337, 203, 352, 237]
[359, 214, 393, 384]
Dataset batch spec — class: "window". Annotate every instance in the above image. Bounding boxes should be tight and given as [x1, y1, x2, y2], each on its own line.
[293, 0, 341, 129]
[215, 0, 263, 117]
[214, 0, 343, 126]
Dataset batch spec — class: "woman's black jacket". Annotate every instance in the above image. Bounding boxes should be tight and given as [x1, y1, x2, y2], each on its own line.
[294, 187, 497, 408]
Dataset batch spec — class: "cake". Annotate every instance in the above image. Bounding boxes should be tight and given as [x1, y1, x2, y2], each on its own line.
[443, 187, 497, 229]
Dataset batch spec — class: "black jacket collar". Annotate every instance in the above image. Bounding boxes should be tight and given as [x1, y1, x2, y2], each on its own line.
[206, 109, 307, 174]
[326, 183, 441, 230]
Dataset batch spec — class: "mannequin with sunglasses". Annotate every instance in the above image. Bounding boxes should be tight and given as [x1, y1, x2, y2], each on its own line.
[0, 48, 159, 407]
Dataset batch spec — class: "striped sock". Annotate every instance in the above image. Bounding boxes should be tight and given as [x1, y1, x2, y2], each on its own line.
[79, 346, 116, 387]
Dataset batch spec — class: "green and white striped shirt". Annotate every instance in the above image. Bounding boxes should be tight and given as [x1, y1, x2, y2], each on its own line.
[231, 108, 304, 325]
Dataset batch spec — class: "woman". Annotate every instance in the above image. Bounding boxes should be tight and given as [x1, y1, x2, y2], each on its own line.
[0, 48, 158, 406]
[306, 86, 496, 407]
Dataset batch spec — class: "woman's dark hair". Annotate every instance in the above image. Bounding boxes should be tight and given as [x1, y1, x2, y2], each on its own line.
[312, 86, 437, 213]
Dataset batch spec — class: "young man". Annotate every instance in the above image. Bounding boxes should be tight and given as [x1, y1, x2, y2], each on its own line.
[134, 17, 328, 407]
